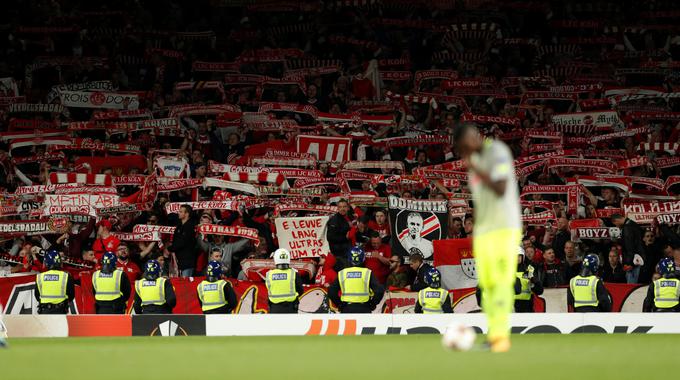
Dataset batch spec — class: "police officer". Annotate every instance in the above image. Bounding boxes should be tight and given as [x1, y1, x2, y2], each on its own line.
[265, 248, 304, 314]
[34, 249, 75, 314]
[415, 268, 452, 314]
[515, 247, 543, 313]
[567, 254, 611, 312]
[643, 258, 680, 312]
[197, 260, 237, 314]
[92, 251, 131, 314]
[328, 247, 384, 313]
[133, 260, 177, 314]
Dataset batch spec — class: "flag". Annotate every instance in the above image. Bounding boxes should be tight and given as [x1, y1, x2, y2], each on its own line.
[433, 238, 477, 290]
[387, 196, 448, 260]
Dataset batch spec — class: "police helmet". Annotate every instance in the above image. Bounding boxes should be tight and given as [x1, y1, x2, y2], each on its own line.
[658, 257, 676, 277]
[206, 260, 222, 282]
[44, 249, 62, 270]
[424, 267, 442, 288]
[273, 248, 291, 266]
[582, 254, 599, 274]
[348, 246, 365, 266]
[144, 260, 161, 280]
[101, 251, 117, 274]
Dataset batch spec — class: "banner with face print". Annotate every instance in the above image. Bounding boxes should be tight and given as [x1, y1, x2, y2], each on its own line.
[388, 196, 448, 260]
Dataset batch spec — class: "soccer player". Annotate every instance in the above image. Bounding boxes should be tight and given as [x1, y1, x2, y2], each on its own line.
[454, 124, 522, 353]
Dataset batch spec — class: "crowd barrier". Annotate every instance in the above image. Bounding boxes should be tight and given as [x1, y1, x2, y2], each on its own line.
[3, 313, 680, 338]
[0, 273, 649, 314]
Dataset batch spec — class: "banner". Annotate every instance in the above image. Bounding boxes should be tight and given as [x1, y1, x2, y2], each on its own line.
[0, 218, 67, 236]
[433, 238, 477, 290]
[296, 135, 352, 163]
[274, 216, 330, 259]
[59, 90, 140, 110]
[550, 111, 622, 128]
[388, 196, 448, 260]
[44, 194, 120, 209]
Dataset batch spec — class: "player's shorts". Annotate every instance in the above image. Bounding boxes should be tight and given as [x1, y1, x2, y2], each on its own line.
[473, 228, 522, 289]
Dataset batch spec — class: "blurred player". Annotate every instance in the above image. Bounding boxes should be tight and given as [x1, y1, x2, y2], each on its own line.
[454, 124, 522, 352]
[0, 303, 7, 348]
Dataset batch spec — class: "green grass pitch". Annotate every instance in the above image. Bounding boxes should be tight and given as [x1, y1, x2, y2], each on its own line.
[1, 335, 672, 380]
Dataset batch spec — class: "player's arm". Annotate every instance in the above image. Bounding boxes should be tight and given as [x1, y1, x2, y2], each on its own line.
[642, 283, 655, 312]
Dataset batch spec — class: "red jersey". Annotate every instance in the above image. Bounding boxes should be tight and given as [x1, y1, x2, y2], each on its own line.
[367, 221, 390, 240]
[363, 243, 391, 284]
[92, 235, 121, 260]
[116, 260, 141, 281]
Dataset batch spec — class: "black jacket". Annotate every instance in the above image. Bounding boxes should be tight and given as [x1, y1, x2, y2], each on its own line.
[326, 213, 351, 257]
[620, 218, 645, 267]
[567, 277, 612, 312]
[133, 279, 177, 314]
[328, 267, 385, 311]
[169, 217, 198, 270]
[411, 262, 433, 292]
[552, 230, 571, 261]
[539, 261, 569, 288]
[602, 263, 627, 283]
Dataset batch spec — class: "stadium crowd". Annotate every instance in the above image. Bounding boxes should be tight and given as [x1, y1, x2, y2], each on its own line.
[0, 0, 680, 311]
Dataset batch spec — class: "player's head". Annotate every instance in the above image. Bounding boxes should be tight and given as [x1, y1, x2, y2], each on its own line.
[144, 260, 161, 281]
[273, 248, 291, 268]
[44, 249, 62, 270]
[657, 257, 676, 277]
[101, 251, 117, 274]
[453, 123, 482, 157]
[581, 254, 599, 276]
[407, 212, 424, 240]
[205, 260, 222, 282]
[348, 246, 365, 266]
[425, 267, 442, 288]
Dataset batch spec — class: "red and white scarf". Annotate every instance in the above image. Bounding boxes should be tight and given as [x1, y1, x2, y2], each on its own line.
[197, 224, 259, 243]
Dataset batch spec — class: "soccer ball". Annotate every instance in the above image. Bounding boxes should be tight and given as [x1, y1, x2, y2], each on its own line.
[441, 321, 476, 351]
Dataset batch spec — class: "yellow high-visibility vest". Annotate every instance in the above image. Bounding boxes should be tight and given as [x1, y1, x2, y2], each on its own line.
[266, 269, 298, 303]
[418, 287, 448, 314]
[515, 272, 532, 301]
[570, 275, 599, 307]
[36, 270, 68, 304]
[92, 270, 123, 301]
[197, 279, 228, 311]
[135, 278, 167, 306]
[338, 267, 371, 303]
[653, 278, 680, 309]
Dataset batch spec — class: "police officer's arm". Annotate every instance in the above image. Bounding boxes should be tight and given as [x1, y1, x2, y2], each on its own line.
[531, 276, 544, 296]
[295, 274, 304, 299]
[120, 272, 131, 301]
[414, 298, 423, 313]
[514, 277, 521, 295]
[34, 279, 41, 301]
[442, 293, 453, 313]
[66, 274, 75, 302]
[567, 287, 574, 309]
[596, 280, 612, 312]
[224, 282, 237, 312]
[165, 281, 177, 309]
[642, 283, 655, 312]
[369, 272, 385, 306]
[328, 277, 342, 307]
[133, 293, 142, 314]
[196, 287, 203, 307]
